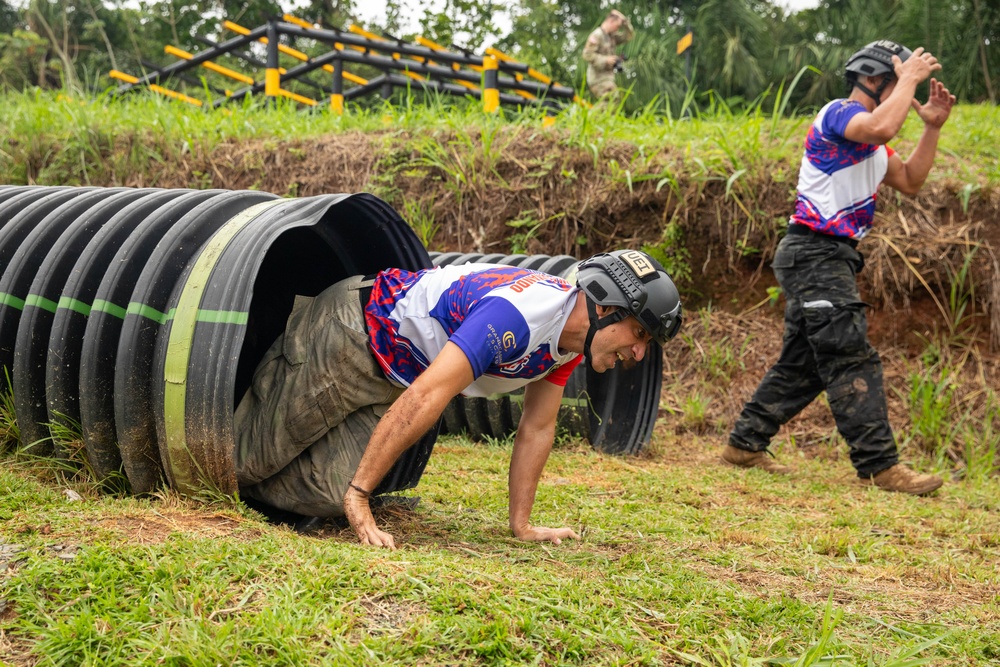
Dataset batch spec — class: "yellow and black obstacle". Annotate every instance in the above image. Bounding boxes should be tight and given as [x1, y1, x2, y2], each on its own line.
[110, 15, 584, 116]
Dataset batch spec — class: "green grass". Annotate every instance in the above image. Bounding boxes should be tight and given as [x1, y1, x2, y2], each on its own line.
[1, 431, 998, 666]
[0, 90, 998, 665]
[1, 90, 996, 189]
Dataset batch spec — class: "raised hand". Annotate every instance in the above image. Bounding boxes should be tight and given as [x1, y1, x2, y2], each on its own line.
[893, 47, 941, 85]
[912, 78, 956, 129]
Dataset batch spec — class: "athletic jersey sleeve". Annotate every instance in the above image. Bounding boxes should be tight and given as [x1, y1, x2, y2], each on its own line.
[821, 100, 867, 142]
[447, 297, 531, 379]
[543, 353, 583, 386]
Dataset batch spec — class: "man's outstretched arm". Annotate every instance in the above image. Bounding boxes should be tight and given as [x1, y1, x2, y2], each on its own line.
[344, 342, 474, 549]
[843, 48, 940, 146]
[508, 378, 580, 545]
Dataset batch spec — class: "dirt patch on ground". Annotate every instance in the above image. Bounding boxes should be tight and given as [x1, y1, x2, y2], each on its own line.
[686, 556, 1000, 622]
[97, 511, 255, 544]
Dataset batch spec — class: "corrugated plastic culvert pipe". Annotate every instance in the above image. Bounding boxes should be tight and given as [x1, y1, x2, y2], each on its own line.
[0, 185, 436, 498]
[429, 251, 663, 456]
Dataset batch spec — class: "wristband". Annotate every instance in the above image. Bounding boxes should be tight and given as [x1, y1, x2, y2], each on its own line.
[348, 482, 371, 498]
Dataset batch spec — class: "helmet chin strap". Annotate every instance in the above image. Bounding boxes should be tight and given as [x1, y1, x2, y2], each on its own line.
[583, 297, 628, 368]
[855, 76, 893, 106]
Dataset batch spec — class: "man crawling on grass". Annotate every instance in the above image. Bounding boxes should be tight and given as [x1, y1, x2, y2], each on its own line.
[234, 250, 682, 547]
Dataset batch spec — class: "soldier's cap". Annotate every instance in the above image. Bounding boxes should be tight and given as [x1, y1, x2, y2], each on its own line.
[608, 10, 634, 33]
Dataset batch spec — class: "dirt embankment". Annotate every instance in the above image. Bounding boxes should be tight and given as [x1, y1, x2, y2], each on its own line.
[54, 126, 998, 458]
[154, 130, 998, 352]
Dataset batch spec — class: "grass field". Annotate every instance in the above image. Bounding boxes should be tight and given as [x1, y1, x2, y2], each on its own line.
[0, 91, 998, 666]
[1, 427, 998, 666]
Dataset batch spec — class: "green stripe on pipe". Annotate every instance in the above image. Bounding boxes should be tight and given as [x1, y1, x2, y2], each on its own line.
[24, 294, 59, 313]
[91, 299, 128, 319]
[64, 298, 248, 325]
[195, 309, 249, 325]
[57, 296, 92, 317]
[162, 198, 286, 494]
[0, 292, 25, 310]
[127, 301, 170, 325]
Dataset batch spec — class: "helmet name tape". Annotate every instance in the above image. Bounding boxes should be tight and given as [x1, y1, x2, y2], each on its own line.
[873, 39, 904, 54]
[619, 250, 656, 278]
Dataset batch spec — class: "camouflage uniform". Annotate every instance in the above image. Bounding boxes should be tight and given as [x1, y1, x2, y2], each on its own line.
[728, 231, 898, 477]
[582, 20, 634, 99]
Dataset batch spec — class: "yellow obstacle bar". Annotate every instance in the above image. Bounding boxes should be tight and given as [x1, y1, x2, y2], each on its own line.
[282, 14, 314, 30]
[280, 88, 317, 106]
[481, 47, 537, 101]
[346, 24, 425, 83]
[225, 20, 368, 86]
[109, 70, 203, 106]
[282, 14, 365, 53]
[485, 47, 588, 107]
[164, 45, 254, 85]
[110, 69, 138, 84]
[413, 36, 480, 91]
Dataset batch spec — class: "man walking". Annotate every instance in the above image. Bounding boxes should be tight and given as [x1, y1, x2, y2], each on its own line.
[723, 40, 956, 495]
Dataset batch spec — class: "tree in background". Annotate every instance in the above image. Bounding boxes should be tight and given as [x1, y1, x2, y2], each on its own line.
[0, 0, 994, 108]
[417, 0, 502, 51]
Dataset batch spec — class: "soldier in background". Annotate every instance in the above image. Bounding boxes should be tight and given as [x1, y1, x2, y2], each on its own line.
[582, 9, 634, 101]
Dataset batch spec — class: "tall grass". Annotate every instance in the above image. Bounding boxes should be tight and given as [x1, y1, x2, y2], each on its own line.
[2, 89, 994, 189]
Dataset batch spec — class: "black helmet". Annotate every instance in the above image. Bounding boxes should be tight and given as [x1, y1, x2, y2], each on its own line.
[845, 40, 912, 103]
[575, 250, 682, 359]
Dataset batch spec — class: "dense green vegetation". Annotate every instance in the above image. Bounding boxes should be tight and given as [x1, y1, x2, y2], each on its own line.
[0, 90, 996, 188]
[0, 0, 997, 115]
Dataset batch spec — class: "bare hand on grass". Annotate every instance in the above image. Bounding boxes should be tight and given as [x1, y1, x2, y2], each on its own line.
[344, 486, 396, 549]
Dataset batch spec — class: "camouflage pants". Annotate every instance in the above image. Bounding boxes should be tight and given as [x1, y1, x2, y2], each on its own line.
[729, 232, 898, 477]
[234, 275, 404, 517]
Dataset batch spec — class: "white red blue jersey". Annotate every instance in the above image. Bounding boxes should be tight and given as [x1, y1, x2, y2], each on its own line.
[365, 263, 583, 398]
[791, 99, 896, 239]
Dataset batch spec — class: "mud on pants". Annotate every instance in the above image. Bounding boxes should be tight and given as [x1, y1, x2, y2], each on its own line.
[729, 232, 899, 477]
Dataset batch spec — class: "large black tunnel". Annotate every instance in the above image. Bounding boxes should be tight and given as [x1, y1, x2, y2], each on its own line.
[429, 251, 663, 456]
[0, 185, 435, 497]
